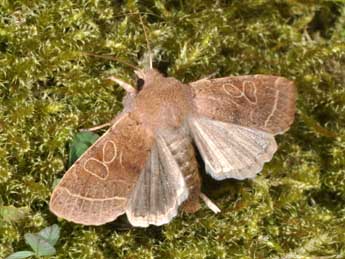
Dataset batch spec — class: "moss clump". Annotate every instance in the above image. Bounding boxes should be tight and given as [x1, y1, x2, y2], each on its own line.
[1, 1, 345, 258]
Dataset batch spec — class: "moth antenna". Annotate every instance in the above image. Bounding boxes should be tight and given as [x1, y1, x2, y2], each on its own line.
[82, 52, 140, 71]
[139, 14, 153, 69]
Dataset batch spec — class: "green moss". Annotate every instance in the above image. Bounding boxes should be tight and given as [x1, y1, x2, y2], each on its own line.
[1, 0, 345, 258]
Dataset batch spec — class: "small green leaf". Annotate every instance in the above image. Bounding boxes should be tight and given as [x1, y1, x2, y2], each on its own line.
[24, 233, 56, 256]
[75, 131, 99, 144]
[5, 251, 35, 259]
[37, 224, 60, 246]
[68, 131, 99, 167]
[72, 142, 90, 158]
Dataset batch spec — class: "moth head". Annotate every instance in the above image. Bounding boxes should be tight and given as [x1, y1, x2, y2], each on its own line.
[134, 68, 163, 91]
[120, 68, 163, 112]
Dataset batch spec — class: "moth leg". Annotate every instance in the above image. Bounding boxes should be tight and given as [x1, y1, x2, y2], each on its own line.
[80, 115, 125, 132]
[200, 193, 221, 214]
[80, 122, 112, 132]
[189, 72, 218, 87]
[107, 76, 137, 94]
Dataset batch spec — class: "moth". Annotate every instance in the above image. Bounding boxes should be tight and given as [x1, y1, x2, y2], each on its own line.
[49, 58, 296, 227]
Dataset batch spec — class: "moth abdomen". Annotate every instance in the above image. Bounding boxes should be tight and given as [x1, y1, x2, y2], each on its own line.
[161, 126, 201, 213]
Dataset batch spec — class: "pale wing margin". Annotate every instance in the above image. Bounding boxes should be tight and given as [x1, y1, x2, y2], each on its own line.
[126, 133, 189, 227]
[189, 117, 277, 180]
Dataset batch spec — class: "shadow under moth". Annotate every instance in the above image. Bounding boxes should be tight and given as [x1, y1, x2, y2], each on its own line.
[49, 55, 296, 228]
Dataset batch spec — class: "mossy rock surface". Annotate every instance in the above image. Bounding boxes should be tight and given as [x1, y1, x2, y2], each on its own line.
[1, 1, 345, 258]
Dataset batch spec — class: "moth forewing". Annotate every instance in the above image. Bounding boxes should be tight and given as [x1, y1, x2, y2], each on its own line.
[191, 75, 296, 135]
[49, 114, 153, 225]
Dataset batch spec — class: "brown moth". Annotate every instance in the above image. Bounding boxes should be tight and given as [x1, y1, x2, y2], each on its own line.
[49, 52, 296, 227]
